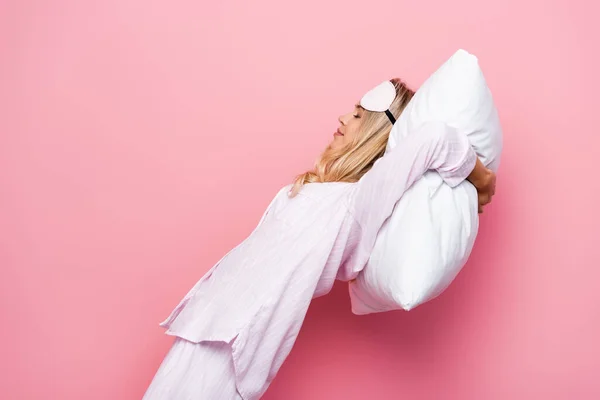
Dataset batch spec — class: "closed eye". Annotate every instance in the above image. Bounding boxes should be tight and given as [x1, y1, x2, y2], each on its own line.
[353, 103, 363, 118]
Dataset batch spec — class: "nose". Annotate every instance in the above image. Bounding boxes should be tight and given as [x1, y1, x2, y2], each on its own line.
[338, 114, 345, 126]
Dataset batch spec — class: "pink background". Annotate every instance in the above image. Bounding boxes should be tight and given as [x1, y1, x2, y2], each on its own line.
[2, 0, 599, 398]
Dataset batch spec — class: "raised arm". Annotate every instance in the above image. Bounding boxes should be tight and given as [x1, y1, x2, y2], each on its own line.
[345, 120, 477, 255]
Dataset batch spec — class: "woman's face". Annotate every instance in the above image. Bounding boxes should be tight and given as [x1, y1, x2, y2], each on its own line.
[331, 103, 363, 150]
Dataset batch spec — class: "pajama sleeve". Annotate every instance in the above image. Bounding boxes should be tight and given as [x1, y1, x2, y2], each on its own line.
[345, 120, 477, 264]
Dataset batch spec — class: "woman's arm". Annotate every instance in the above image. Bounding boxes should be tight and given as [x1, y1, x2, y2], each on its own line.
[346, 121, 478, 254]
[467, 158, 497, 213]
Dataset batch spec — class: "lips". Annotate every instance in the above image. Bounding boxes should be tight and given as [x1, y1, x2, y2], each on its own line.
[334, 129, 344, 137]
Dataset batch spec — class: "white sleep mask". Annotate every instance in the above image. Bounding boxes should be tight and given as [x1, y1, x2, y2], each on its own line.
[359, 80, 397, 124]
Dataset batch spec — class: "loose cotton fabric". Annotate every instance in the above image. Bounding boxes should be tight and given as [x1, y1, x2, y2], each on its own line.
[154, 122, 477, 399]
[143, 338, 243, 399]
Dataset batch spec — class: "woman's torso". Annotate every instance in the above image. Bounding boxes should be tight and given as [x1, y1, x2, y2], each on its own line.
[161, 181, 361, 342]
[160, 181, 365, 398]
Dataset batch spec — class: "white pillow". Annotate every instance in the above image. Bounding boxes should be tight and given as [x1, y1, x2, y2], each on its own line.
[348, 49, 503, 313]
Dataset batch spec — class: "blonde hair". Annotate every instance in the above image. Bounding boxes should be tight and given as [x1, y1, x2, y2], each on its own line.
[289, 78, 415, 197]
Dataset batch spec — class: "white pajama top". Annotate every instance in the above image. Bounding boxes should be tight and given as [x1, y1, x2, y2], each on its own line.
[158, 121, 478, 399]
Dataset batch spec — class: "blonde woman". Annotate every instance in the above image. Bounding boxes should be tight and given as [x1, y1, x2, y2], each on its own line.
[143, 79, 496, 399]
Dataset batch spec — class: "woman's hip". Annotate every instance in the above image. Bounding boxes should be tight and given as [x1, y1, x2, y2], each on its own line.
[142, 337, 243, 400]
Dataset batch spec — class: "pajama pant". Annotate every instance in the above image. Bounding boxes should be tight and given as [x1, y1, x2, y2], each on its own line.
[143, 337, 244, 400]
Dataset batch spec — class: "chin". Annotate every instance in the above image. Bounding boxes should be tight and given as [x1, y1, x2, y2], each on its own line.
[327, 143, 340, 151]
[329, 138, 343, 149]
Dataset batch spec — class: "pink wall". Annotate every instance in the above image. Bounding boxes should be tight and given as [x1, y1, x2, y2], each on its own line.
[2, 0, 599, 398]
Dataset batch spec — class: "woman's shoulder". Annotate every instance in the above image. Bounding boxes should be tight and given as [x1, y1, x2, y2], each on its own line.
[268, 182, 353, 204]
[294, 181, 353, 200]
[277, 183, 294, 197]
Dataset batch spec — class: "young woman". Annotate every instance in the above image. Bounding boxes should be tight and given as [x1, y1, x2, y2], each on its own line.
[143, 79, 496, 400]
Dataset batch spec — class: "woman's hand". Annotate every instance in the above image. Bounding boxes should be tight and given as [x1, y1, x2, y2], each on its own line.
[467, 158, 496, 214]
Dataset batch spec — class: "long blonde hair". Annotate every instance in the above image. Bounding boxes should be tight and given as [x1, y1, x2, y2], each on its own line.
[289, 78, 415, 197]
